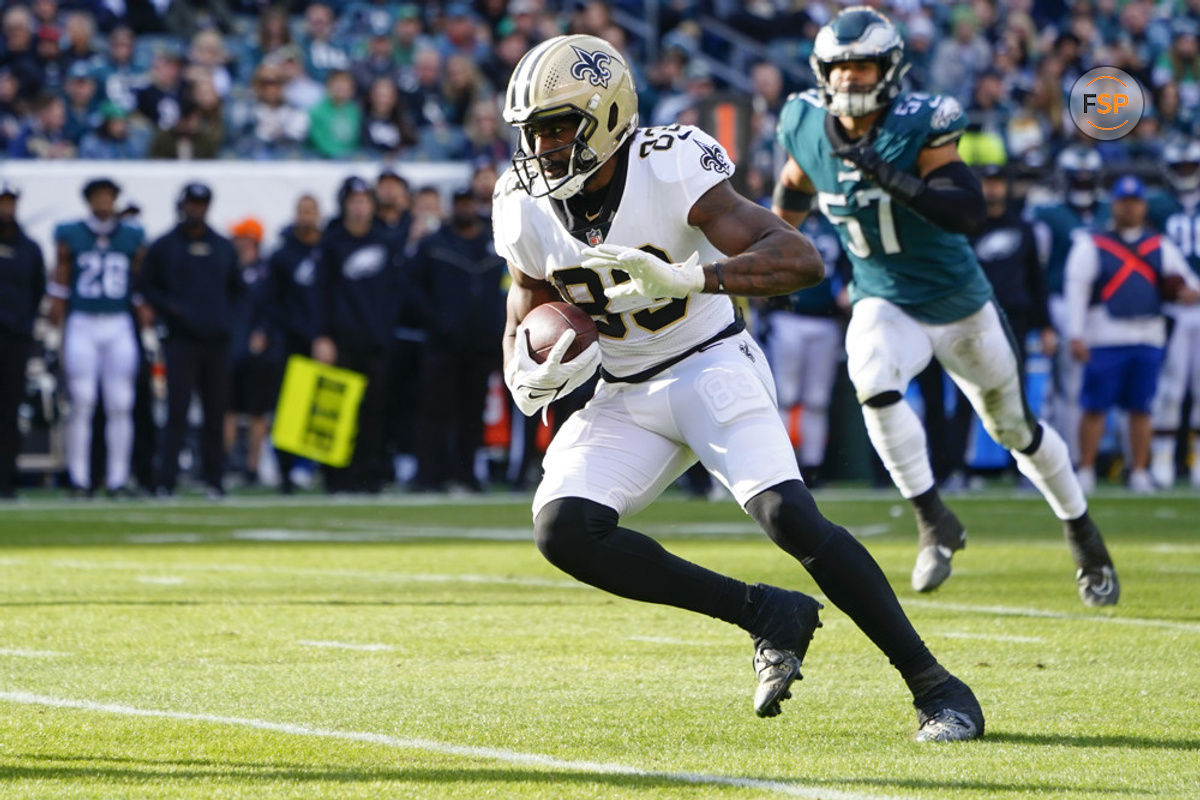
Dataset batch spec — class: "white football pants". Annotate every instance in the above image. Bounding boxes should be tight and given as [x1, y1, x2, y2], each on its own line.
[64, 312, 138, 491]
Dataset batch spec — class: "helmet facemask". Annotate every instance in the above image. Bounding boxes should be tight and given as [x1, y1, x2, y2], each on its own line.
[810, 6, 908, 118]
[511, 108, 604, 200]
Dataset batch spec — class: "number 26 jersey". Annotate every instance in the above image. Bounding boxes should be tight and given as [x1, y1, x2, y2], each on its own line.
[493, 125, 739, 379]
[54, 219, 145, 315]
[777, 90, 992, 324]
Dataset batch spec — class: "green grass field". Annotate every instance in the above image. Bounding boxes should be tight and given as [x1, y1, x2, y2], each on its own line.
[1, 488, 1198, 799]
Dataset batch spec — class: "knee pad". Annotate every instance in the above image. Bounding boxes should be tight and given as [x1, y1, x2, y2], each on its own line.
[745, 480, 839, 562]
[532, 497, 618, 569]
[862, 390, 903, 409]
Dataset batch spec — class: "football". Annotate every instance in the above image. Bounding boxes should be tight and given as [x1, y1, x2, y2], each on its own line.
[521, 302, 599, 364]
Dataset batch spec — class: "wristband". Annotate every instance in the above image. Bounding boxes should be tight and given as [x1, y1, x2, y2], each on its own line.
[714, 262, 727, 294]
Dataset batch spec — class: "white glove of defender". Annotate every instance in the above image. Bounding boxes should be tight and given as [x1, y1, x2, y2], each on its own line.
[581, 244, 704, 302]
[504, 326, 601, 417]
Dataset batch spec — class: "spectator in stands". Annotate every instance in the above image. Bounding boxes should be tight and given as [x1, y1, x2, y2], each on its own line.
[139, 182, 242, 498]
[652, 59, 715, 126]
[485, 26, 529, 92]
[63, 61, 100, 144]
[30, 0, 60, 30]
[308, 69, 361, 159]
[469, 161, 497, 225]
[187, 29, 233, 98]
[95, 25, 138, 112]
[1153, 20, 1200, 113]
[312, 176, 402, 493]
[243, 5, 292, 76]
[79, 100, 148, 159]
[903, 14, 936, 91]
[277, 46, 323, 111]
[930, 4, 992, 103]
[225, 217, 274, 487]
[393, 3, 431, 80]
[2, 5, 44, 100]
[33, 24, 64, 95]
[149, 76, 222, 160]
[162, 0, 235, 37]
[463, 98, 510, 165]
[134, 47, 185, 135]
[61, 10, 97, 70]
[231, 61, 309, 160]
[361, 75, 417, 159]
[1065, 175, 1200, 494]
[434, 3, 490, 63]
[300, 3, 350, 83]
[7, 92, 75, 158]
[352, 17, 399, 95]
[0, 68, 22, 148]
[401, 47, 448, 129]
[409, 188, 506, 492]
[0, 181, 44, 500]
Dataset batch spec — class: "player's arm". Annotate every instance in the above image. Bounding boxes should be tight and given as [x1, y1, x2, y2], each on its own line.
[129, 245, 154, 327]
[689, 179, 825, 295]
[771, 155, 817, 229]
[834, 139, 986, 235]
[46, 242, 72, 326]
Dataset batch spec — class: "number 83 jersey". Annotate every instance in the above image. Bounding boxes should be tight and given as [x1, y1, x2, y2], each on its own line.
[777, 90, 993, 324]
[493, 124, 739, 378]
[54, 219, 145, 314]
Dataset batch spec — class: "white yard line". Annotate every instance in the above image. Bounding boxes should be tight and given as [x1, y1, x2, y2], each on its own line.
[905, 598, 1200, 634]
[0, 648, 69, 657]
[297, 640, 396, 652]
[134, 576, 185, 585]
[0, 691, 905, 800]
[935, 632, 1044, 644]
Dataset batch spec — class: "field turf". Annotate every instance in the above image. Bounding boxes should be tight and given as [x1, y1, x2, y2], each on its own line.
[1, 488, 1198, 799]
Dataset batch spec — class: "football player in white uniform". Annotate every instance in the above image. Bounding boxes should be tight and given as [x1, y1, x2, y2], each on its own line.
[495, 34, 983, 742]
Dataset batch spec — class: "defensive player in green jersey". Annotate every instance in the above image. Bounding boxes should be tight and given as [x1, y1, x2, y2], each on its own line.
[772, 6, 1118, 607]
[47, 177, 147, 496]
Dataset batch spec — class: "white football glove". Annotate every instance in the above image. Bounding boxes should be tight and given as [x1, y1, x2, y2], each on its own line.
[581, 244, 704, 303]
[504, 326, 601, 417]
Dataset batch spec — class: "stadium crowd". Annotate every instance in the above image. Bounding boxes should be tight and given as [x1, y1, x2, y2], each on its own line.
[3, 0, 1200, 498]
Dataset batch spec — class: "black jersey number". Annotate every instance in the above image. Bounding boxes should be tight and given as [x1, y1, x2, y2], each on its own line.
[553, 245, 688, 338]
[638, 125, 692, 159]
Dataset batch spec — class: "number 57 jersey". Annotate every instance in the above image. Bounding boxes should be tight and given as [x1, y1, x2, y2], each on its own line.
[777, 90, 992, 324]
[493, 124, 740, 379]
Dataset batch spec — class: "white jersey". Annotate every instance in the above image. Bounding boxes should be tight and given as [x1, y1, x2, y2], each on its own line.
[493, 124, 739, 378]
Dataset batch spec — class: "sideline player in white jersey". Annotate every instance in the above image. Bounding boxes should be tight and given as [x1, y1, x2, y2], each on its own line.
[1150, 139, 1200, 487]
[771, 7, 1117, 607]
[495, 33, 983, 742]
[47, 178, 146, 496]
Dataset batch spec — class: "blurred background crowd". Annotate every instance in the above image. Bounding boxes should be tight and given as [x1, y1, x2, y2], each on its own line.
[3, 0, 1200, 499]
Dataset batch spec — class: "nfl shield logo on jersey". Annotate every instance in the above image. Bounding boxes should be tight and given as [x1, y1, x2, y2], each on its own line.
[586, 228, 604, 246]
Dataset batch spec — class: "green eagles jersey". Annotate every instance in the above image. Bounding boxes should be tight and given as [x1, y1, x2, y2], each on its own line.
[1148, 190, 1200, 278]
[54, 220, 145, 314]
[777, 89, 993, 324]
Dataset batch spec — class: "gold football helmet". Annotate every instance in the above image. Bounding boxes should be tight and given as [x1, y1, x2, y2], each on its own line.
[503, 34, 638, 199]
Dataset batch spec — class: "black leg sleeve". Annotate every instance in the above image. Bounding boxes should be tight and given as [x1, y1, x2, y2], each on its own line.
[745, 480, 938, 680]
[534, 497, 749, 624]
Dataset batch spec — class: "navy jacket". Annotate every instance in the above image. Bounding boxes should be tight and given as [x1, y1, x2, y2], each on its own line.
[316, 219, 403, 353]
[0, 222, 45, 339]
[139, 223, 242, 342]
[406, 224, 506, 355]
[263, 226, 322, 347]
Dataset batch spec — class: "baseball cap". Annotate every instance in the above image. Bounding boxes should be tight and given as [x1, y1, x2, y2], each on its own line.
[67, 61, 93, 81]
[977, 163, 1006, 180]
[83, 177, 121, 198]
[179, 181, 213, 203]
[1111, 174, 1146, 200]
[229, 216, 264, 243]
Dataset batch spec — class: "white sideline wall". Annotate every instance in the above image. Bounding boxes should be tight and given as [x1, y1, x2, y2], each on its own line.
[0, 160, 474, 257]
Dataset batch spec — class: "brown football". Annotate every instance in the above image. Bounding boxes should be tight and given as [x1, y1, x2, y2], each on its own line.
[522, 302, 599, 364]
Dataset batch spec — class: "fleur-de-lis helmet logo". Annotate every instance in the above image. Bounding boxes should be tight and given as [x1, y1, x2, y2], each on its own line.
[569, 45, 613, 89]
[697, 141, 731, 174]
